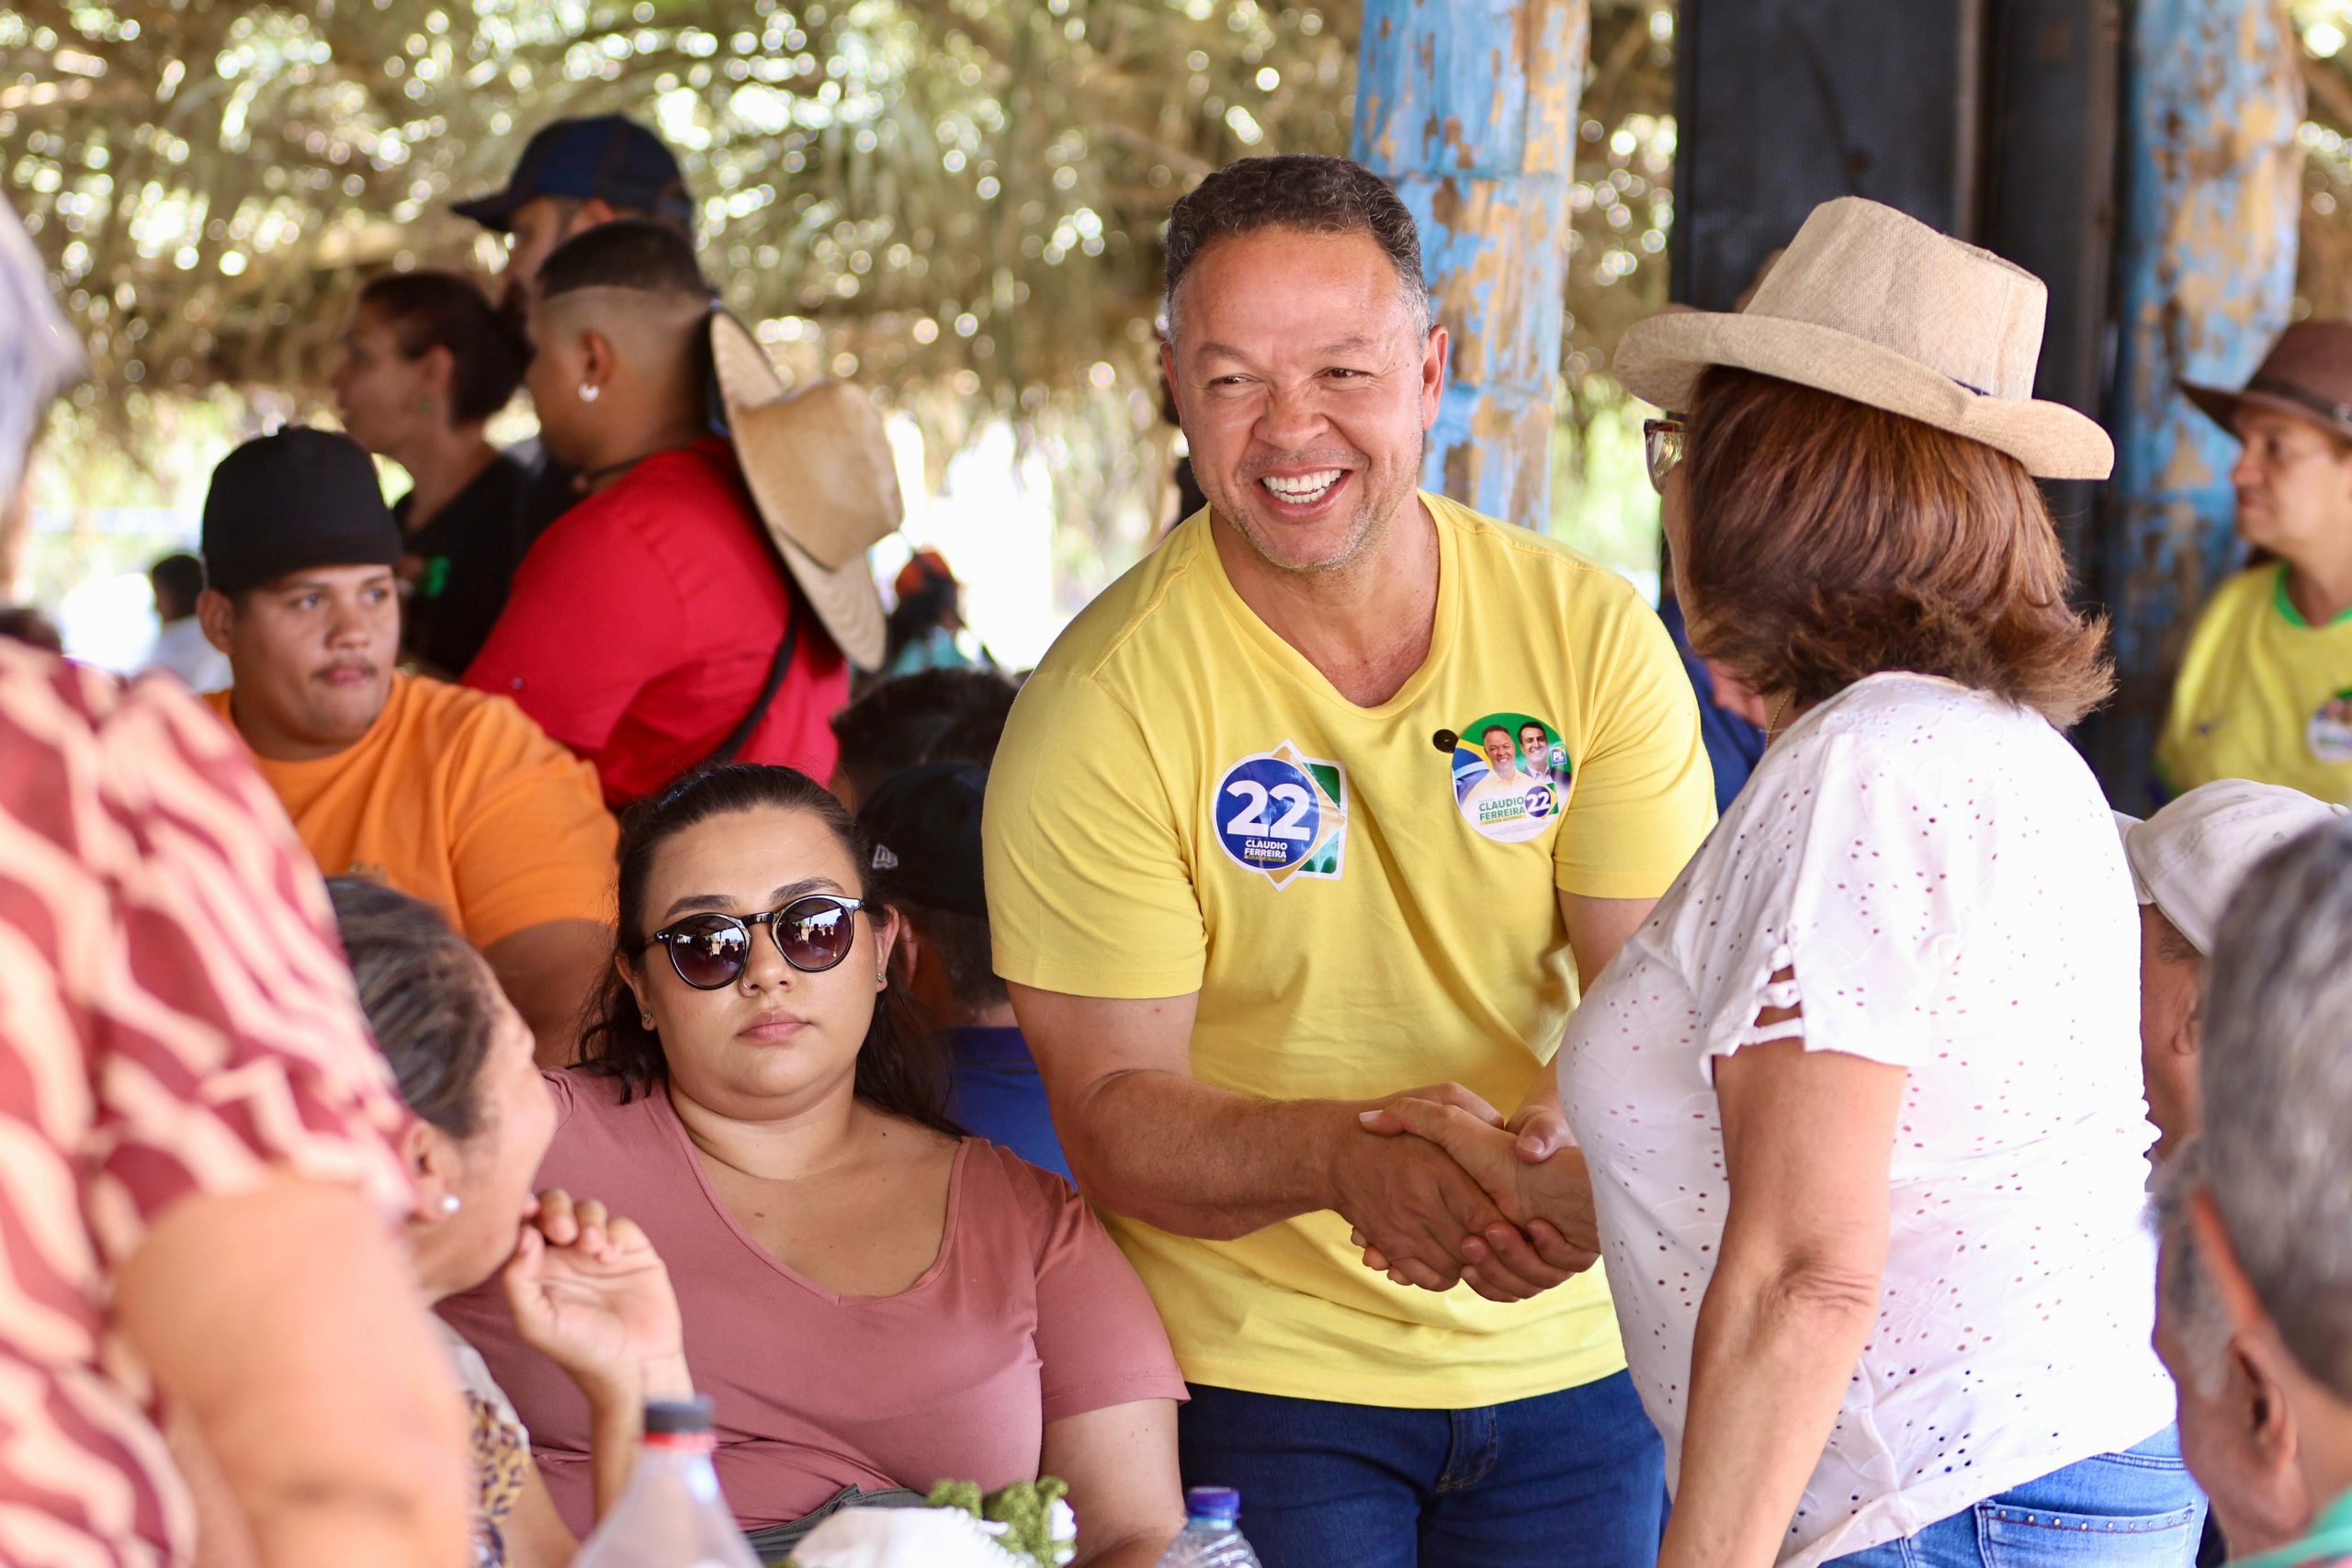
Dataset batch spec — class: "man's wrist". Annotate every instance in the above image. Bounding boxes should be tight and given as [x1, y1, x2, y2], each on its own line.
[1296, 1099, 1372, 1214]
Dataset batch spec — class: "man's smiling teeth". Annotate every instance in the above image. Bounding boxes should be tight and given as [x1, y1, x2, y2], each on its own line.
[1261, 469, 1342, 502]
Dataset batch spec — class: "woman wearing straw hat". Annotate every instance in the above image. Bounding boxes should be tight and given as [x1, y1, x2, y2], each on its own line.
[1360, 198, 2200, 1566]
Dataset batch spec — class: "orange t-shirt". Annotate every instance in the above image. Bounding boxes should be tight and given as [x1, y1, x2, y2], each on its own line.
[206, 674, 616, 948]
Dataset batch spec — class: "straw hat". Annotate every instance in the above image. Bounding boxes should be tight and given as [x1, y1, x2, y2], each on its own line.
[709, 310, 901, 671]
[1615, 197, 2113, 480]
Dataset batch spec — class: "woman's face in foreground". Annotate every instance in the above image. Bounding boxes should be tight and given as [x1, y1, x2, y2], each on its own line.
[626, 805, 896, 1122]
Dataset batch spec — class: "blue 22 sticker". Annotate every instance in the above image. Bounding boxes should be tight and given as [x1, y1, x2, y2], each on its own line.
[1213, 742, 1348, 888]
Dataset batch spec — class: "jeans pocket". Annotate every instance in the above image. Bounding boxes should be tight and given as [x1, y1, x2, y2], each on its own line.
[1976, 1502, 2204, 1567]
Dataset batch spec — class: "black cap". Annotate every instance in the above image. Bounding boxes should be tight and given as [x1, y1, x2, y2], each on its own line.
[200, 428, 401, 597]
[856, 761, 989, 919]
[453, 115, 694, 233]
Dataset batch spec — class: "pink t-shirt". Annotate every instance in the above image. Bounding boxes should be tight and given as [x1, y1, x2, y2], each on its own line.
[438, 1069, 1185, 1534]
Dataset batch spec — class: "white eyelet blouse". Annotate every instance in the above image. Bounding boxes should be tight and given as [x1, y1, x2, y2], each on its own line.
[1559, 672, 2172, 1566]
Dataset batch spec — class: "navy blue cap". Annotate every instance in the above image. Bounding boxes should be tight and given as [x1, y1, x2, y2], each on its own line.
[200, 427, 401, 596]
[856, 761, 989, 919]
[453, 115, 693, 233]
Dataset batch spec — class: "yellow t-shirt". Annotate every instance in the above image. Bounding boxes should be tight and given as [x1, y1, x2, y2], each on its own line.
[2157, 562, 2352, 805]
[983, 494, 1715, 1407]
[208, 675, 617, 948]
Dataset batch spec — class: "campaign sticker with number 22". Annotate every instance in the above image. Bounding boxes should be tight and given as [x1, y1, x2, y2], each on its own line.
[1212, 741, 1348, 888]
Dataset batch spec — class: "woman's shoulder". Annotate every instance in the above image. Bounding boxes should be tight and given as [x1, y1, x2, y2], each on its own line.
[958, 1136, 1080, 1211]
[1781, 673, 2063, 773]
[542, 1067, 673, 1146]
[953, 1139, 1095, 1254]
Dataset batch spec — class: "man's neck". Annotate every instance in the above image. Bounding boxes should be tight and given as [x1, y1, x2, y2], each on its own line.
[1212, 496, 1440, 708]
[2285, 553, 2352, 626]
[574, 402, 710, 493]
[388, 427, 500, 531]
[225, 687, 374, 765]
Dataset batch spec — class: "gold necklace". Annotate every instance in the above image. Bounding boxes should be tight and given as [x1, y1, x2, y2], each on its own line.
[1765, 690, 1793, 738]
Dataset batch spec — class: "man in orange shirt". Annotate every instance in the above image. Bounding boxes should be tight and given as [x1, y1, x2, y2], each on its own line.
[196, 426, 616, 1063]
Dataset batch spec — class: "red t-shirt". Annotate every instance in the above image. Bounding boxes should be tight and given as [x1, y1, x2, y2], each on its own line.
[463, 438, 849, 807]
[438, 1069, 1186, 1535]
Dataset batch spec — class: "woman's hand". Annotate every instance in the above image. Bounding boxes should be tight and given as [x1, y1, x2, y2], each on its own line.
[1350, 1098, 1600, 1302]
[501, 1190, 691, 1406]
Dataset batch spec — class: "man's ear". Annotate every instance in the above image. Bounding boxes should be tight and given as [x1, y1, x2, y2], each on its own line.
[580, 329, 618, 397]
[2233, 1335, 2302, 1469]
[1420, 322, 1450, 431]
[196, 588, 236, 657]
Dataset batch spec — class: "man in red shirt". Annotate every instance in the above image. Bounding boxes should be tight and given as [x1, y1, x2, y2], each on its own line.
[464, 220, 896, 806]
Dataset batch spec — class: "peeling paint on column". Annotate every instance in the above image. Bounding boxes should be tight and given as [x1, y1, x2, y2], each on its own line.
[2104, 0, 2301, 801]
[1354, 0, 1589, 525]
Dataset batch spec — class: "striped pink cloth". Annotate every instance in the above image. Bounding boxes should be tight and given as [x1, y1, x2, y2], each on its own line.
[0, 643, 413, 1567]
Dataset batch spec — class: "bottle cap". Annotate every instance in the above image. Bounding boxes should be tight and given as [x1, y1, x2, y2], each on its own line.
[1185, 1485, 1241, 1521]
[644, 1395, 716, 1436]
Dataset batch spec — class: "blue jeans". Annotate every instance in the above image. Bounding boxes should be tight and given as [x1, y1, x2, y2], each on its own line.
[1176, 1371, 1666, 1568]
[1829, 1428, 2206, 1567]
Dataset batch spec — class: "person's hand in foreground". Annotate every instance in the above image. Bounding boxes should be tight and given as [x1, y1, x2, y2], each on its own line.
[502, 1188, 693, 1406]
[1351, 1093, 1599, 1303]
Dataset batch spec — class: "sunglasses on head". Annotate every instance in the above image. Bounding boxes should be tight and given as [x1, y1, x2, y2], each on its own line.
[643, 894, 866, 989]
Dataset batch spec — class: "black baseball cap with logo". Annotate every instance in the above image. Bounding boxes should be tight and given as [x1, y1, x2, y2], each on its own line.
[200, 427, 401, 597]
[856, 761, 989, 919]
[453, 115, 694, 233]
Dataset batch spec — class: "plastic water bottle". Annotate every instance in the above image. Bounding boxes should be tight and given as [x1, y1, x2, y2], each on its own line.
[571, 1396, 761, 1568]
[1155, 1486, 1261, 1567]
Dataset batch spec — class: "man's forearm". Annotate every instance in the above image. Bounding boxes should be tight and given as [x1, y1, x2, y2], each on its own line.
[1067, 1069, 1358, 1239]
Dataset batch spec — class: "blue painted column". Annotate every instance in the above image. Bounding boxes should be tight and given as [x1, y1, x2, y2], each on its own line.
[2102, 0, 2302, 805]
[1352, 0, 1589, 527]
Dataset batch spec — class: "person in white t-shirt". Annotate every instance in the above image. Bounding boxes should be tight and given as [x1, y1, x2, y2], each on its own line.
[144, 550, 232, 692]
[1359, 199, 2199, 1568]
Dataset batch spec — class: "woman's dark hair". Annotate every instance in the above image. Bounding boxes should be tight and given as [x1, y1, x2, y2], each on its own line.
[356, 268, 528, 427]
[1678, 365, 2114, 728]
[328, 877, 503, 1139]
[582, 763, 958, 1134]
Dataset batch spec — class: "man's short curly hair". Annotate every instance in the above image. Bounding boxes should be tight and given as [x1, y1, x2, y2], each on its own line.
[1162, 154, 1429, 339]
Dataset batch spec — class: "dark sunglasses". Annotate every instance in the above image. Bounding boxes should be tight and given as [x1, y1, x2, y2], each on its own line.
[643, 895, 866, 989]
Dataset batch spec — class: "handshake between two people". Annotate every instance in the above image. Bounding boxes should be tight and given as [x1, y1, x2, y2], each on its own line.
[1337, 1085, 1600, 1304]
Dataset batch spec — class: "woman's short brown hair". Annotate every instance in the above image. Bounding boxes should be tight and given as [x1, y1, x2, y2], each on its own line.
[1678, 365, 2113, 728]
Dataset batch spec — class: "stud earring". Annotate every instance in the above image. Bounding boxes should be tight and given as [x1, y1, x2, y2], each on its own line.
[438, 1193, 462, 1216]
[577, 382, 600, 403]
[640, 1012, 655, 1029]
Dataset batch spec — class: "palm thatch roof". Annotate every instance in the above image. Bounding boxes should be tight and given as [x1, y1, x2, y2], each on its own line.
[6, 2, 1677, 547]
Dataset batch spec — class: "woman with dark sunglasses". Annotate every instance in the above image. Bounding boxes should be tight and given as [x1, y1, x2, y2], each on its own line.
[440, 764, 1188, 1565]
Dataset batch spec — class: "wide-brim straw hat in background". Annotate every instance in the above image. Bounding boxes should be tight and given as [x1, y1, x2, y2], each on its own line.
[1615, 197, 2114, 481]
[710, 310, 901, 671]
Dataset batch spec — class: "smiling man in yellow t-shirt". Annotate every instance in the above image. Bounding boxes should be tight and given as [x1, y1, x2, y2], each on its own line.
[983, 155, 1713, 1567]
